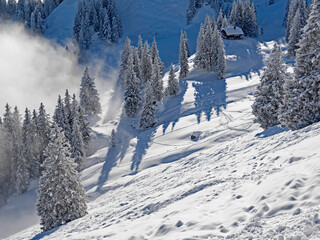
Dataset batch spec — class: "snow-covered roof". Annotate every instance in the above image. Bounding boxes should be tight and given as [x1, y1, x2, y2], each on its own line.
[221, 26, 244, 35]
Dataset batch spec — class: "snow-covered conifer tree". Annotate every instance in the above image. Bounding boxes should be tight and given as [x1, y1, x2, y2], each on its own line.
[119, 37, 132, 87]
[71, 94, 91, 149]
[215, 26, 226, 79]
[151, 37, 164, 74]
[141, 41, 153, 83]
[252, 44, 287, 129]
[280, 0, 320, 129]
[183, 31, 190, 57]
[287, 10, 301, 57]
[217, 9, 224, 30]
[111, 129, 116, 147]
[195, 24, 206, 70]
[166, 64, 180, 96]
[140, 81, 157, 129]
[179, 31, 189, 78]
[124, 49, 142, 118]
[36, 103, 51, 167]
[80, 67, 102, 116]
[133, 48, 142, 84]
[36, 124, 87, 231]
[137, 35, 143, 60]
[151, 58, 164, 102]
[70, 115, 85, 171]
[53, 95, 71, 141]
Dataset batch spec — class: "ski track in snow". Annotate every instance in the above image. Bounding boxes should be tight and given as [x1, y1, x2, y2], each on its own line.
[3, 0, 320, 239]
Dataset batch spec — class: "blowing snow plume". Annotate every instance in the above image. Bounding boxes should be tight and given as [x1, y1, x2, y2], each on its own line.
[0, 23, 82, 114]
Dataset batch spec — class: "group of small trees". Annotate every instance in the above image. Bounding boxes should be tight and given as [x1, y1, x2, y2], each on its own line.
[253, 0, 320, 131]
[0, 67, 101, 231]
[73, 0, 122, 51]
[0, 103, 51, 203]
[119, 36, 182, 129]
[228, 0, 259, 37]
[0, 0, 62, 34]
[37, 66, 102, 231]
[284, 0, 308, 57]
[195, 15, 226, 79]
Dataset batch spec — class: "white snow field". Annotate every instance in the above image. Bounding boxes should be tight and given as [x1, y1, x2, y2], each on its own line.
[2, 0, 320, 239]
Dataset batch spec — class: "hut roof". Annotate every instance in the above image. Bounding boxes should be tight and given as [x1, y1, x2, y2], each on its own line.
[222, 26, 244, 36]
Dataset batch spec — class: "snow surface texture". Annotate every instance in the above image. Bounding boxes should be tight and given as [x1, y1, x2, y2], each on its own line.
[2, 0, 320, 239]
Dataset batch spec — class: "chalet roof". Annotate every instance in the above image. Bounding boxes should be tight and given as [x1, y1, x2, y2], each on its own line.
[221, 26, 244, 36]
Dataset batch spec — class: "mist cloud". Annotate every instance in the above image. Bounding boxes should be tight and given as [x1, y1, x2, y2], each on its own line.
[0, 23, 82, 115]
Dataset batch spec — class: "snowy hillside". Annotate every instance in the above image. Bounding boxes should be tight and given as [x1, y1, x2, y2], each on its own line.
[2, 0, 320, 239]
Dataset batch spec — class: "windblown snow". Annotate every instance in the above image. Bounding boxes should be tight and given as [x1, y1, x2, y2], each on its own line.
[2, 0, 320, 239]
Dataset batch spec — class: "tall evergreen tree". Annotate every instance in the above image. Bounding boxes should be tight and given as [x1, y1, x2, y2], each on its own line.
[37, 103, 51, 167]
[80, 67, 102, 116]
[183, 31, 190, 57]
[140, 81, 156, 129]
[151, 37, 164, 74]
[36, 124, 87, 231]
[195, 24, 206, 70]
[166, 64, 180, 96]
[151, 58, 164, 102]
[287, 10, 302, 57]
[252, 44, 288, 129]
[280, 0, 320, 130]
[141, 41, 153, 83]
[137, 35, 143, 60]
[124, 49, 142, 118]
[179, 31, 189, 78]
[119, 37, 132, 87]
[111, 129, 116, 147]
[71, 94, 91, 149]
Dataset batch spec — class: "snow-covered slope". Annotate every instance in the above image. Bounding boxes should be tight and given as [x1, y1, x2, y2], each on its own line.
[3, 0, 320, 239]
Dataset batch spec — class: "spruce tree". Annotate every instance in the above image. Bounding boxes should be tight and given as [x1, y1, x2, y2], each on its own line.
[179, 31, 189, 78]
[119, 37, 132, 87]
[252, 44, 288, 129]
[37, 103, 51, 167]
[183, 31, 190, 57]
[195, 24, 206, 70]
[287, 10, 301, 57]
[111, 129, 116, 147]
[215, 26, 226, 79]
[151, 58, 164, 102]
[53, 95, 71, 141]
[71, 94, 91, 149]
[151, 37, 164, 74]
[37, 124, 87, 231]
[137, 35, 143, 60]
[166, 64, 180, 96]
[124, 49, 142, 118]
[141, 41, 153, 83]
[133, 48, 142, 84]
[80, 67, 102, 116]
[140, 81, 156, 129]
[217, 9, 224, 30]
[280, 0, 320, 130]
[70, 115, 86, 171]
[22, 108, 37, 179]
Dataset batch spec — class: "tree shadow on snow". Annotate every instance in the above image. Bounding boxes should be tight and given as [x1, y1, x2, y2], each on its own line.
[130, 128, 157, 173]
[162, 79, 188, 134]
[96, 112, 136, 191]
[193, 79, 227, 123]
[255, 125, 289, 138]
[30, 227, 60, 240]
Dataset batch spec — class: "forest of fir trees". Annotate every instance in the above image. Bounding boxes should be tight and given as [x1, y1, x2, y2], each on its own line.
[252, 0, 320, 131]
[0, 66, 102, 231]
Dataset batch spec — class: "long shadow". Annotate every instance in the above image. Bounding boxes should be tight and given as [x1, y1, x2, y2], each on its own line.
[30, 226, 60, 240]
[96, 112, 135, 191]
[192, 79, 227, 123]
[130, 128, 157, 173]
[161, 79, 188, 134]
